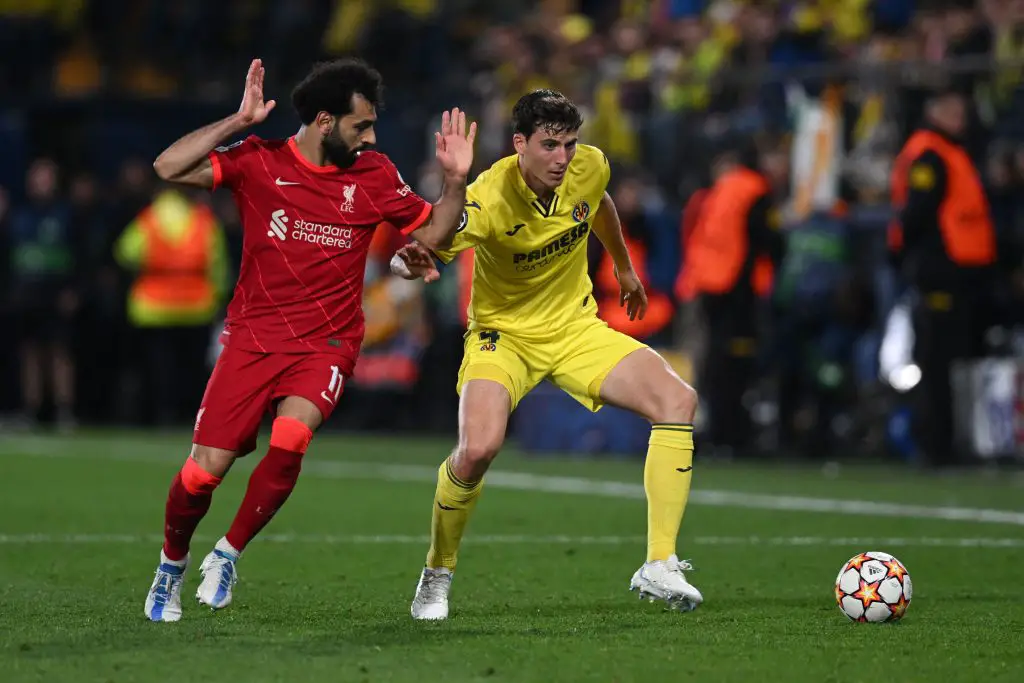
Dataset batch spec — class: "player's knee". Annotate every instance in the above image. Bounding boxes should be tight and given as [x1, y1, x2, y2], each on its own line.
[455, 438, 502, 478]
[190, 444, 238, 479]
[649, 380, 698, 425]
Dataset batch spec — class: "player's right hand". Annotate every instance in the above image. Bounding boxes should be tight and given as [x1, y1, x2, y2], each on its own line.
[392, 243, 441, 283]
[238, 58, 276, 125]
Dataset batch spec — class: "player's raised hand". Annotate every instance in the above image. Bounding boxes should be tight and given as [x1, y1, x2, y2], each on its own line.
[392, 243, 441, 283]
[435, 108, 476, 180]
[238, 58, 276, 125]
[616, 266, 648, 321]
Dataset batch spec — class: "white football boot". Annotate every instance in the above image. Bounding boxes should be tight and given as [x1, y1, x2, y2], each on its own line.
[629, 555, 703, 612]
[411, 567, 453, 620]
[144, 551, 189, 622]
[196, 540, 240, 610]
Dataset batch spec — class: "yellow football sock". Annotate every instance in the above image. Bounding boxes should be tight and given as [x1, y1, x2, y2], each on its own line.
[425, 456, 483, 570]
[645, 424, 694, 562]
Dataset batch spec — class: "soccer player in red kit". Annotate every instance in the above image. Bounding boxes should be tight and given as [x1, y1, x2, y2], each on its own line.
[142, 58, 475, 622]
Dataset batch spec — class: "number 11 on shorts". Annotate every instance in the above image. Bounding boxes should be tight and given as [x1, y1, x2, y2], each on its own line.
[321, 365, 343, 405]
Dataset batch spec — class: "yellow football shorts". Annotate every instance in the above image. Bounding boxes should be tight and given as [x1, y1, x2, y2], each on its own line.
[457, 316, 648, 412]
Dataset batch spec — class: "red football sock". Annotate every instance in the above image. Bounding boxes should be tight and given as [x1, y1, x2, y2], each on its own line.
[225, 417, 312, 551]
[163, 458, 222, 561]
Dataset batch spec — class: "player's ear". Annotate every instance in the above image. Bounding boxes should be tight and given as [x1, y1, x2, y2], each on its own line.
[512, 132, 527, 155]
[315, 112, 335, 136]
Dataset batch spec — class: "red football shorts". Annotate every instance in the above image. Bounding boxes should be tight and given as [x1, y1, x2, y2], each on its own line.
[193, 345, 356, 455]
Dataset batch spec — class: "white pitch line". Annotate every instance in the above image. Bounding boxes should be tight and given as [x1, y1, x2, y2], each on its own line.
[265, 460, 1024, 527]
[4, 436, 1024, 526]
[0, 533, 1023, 548]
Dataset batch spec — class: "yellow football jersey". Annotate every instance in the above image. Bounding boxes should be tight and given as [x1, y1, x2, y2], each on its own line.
[435, 144, 611, 339]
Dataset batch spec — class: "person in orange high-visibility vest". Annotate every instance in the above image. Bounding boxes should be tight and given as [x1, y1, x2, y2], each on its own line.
[115, 188, 229, 426]
[888, 89, 997, 468]
[678, 139, 785, 453]
[594, 177, 673, 342]
[595, 229, 673, 341]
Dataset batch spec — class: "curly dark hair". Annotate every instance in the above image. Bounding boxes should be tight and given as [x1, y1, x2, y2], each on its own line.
[511, 89, 583, 139]
[291, 59, 384, 125]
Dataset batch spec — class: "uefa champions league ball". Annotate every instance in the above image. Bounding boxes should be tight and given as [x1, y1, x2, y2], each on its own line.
[834, 551, 912, 623]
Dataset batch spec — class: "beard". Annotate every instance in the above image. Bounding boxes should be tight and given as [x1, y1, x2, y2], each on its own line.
[322, 127, 363, 168]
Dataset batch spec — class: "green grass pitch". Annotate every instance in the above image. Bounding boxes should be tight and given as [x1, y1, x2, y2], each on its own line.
[1, 431, 1023, 682]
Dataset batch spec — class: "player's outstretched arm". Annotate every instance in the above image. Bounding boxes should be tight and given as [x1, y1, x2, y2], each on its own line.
[593, 191, 648, 321]
[152, 58, 276, 188]
[407, 108, 477, 251]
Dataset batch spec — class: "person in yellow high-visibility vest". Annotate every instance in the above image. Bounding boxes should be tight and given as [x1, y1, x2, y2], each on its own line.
[115, 187, 229, 426]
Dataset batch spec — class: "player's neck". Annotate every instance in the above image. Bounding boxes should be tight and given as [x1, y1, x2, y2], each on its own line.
[293, 126, 331, 167]
[517, 158, 555, 203]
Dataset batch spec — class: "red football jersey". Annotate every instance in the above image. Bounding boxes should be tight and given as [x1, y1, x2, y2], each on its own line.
[208, 135, 430, 368]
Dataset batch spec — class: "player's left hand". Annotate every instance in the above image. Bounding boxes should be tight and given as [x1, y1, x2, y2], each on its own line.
[616, 266, 648, 321]
[392, 242, 441, 283]
[435, 108, 476, 180]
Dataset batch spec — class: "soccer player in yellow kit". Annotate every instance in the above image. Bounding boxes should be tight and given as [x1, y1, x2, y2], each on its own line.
[392, 90, 702, 619]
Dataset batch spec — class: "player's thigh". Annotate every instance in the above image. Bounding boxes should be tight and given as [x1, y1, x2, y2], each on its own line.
[457, 329, 542, 413]
[194, 346, 275, 456]
[549, 318, 649, 412]
[271, 352, 353, 430]
[599, 346, 698, 424]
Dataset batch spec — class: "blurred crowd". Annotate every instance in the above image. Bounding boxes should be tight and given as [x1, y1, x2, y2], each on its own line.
[4, 0, 1024, 462]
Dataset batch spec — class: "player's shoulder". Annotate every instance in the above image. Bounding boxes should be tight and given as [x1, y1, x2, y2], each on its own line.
[356, 149, 390, 165]
[469, 154, 519, 203]
[568, 144, 610, 191]
[575, 143, 608, 166]
[570, 143, 607, 169]
[355, 150, 398, 173]
[353, 151, 415, 195]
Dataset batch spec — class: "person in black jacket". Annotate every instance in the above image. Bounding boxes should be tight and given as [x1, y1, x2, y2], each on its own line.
[891, 90, 997, 467]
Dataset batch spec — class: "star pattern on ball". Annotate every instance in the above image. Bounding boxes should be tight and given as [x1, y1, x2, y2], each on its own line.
[891, 594, 910, 619]
[834, 584, 845, 606]
[852, 579, 882, 609]
[884, 558, 907, 582]
[846, 553, 871, 571]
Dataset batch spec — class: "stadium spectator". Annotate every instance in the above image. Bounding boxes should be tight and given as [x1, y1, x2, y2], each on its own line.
[8, 158, 78, 431]
[678, 138, 785, 454]
[889, 89, 999, 467]
[5, 0, 1024, 458]
[114, 187, 230, 427]
[70, 171, 124, 424]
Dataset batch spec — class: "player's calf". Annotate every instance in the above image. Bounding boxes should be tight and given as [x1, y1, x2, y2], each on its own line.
[163, 455, 225, 561]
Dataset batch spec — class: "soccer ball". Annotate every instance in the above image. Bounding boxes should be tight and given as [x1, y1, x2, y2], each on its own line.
[834, 551, 912, 623]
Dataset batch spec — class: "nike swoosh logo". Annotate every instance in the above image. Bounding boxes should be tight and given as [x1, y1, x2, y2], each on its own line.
[275, 178, 300, 186]
[676, 467, 693, 473]
[437, 502, 457, 511]
[320, 391, 335, 405]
